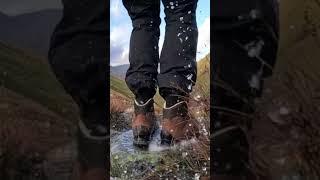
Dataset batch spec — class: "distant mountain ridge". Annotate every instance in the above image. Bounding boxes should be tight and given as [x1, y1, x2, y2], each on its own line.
[110, 54, 210, 80]
[110, 64, 129, 79]
[0, 9, 62, 57]
[0, 41, 77, 119]
[0, 12, 8, 20]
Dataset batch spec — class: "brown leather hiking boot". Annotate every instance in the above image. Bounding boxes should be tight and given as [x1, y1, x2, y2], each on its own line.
[132, 98, 157, 147]
[160, 101, 199, 145]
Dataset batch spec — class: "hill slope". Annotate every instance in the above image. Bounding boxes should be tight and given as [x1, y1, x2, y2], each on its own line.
[0, 41, 77, 119]
[110, 75, 133, 99]
[0, 42, 77, 179]
[196, 53, 210, 95]
[110, 64, 129, 80]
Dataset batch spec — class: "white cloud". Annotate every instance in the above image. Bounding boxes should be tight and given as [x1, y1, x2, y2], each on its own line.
[110, 23, 131, 66]
[110, 0, 131, 66]
[197, 16, 210, 60]
[110, 0, 121, 17]
[111, 47, 129, 66]
[110, 24, 131, 44]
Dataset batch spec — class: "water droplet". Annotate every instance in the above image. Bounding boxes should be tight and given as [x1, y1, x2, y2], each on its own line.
[188, 84, 192, 90]
[195, 173, 200, 180]
[186, 74, 193, 80]
[182, 152, 188, 157]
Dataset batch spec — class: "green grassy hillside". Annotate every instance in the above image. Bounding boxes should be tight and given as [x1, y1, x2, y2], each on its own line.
[110, 75, 165, 108]
[0, 42, 77, 119]
[196, 54, 210, 96]
[110, 75, 133, 99]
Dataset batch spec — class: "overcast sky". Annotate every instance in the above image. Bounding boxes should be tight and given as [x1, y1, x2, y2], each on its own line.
[0, 0, 62, 15]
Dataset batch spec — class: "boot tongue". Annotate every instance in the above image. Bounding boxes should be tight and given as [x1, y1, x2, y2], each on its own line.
[163, 101, 188, 119]
[134, 99, 154, 114]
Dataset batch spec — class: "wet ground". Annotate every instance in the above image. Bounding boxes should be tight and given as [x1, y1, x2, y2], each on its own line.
[110, 111, 210, 180]
[111, 124, 172, 154]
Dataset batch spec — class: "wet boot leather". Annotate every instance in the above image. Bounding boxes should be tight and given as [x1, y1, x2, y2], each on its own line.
[132, 99, 157, 147]
[160, 101, 199, 145]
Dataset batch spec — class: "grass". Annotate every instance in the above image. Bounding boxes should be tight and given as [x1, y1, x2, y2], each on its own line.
[110, 75, 165, 108]
[110, 75, 133, 99]
[0, 42, 78, 179]
[0, 41, 77, 120]
[251, 62, 320, 180]
[249, 0, 320, 179]
[195, 53, 210, 97]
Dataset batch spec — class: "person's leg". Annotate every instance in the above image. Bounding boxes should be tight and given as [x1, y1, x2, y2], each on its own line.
[123, 0, 161, 104]
[159, 0, 199, 145]
[212, 0, 279, 178]
[122, 0, 161, 147]
[48, 0, 108, 179]
[159, 0, 198, 105]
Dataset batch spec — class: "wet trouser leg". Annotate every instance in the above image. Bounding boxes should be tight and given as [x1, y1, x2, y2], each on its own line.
[123, 0, 161, 103]
[48, 0, 108, 173]
[158, 0, 198, 103]
[212, 0, 279, 176]
[123, 0, 198, 104]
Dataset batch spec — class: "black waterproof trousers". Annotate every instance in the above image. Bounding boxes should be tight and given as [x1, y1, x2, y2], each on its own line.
[48, 0, 108, 171]
[122, 0, 198, 103]
[212, 0, 279, 176]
